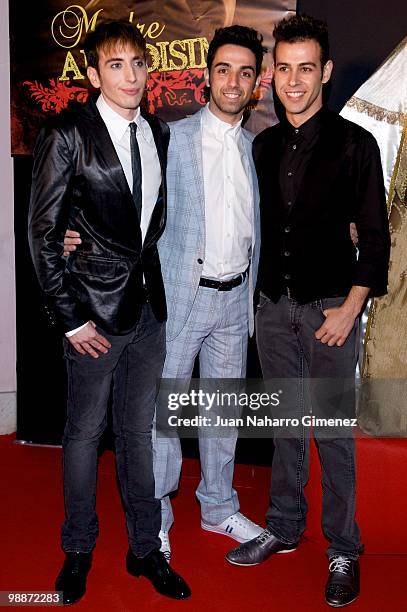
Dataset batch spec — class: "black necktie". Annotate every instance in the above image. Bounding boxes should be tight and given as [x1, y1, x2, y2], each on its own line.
[129, 122, 142, 222]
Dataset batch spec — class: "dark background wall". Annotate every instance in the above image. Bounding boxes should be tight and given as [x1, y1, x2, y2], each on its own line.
[298, 0, 406, 112]
[15, 1, 406, 459]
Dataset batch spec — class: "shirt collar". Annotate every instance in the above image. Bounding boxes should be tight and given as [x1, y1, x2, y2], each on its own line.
[282, 106, 325, 142]
[96, 94, 153, 144]
[201, 103, 243, 140]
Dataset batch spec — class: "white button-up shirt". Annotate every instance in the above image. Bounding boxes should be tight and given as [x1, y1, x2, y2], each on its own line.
[201, 105, 252, 281]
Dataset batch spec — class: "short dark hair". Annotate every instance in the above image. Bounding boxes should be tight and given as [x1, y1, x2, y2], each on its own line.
[273, 14, 330, 68]
[84, 21, 146, 71]
[206, 25, 267, 77]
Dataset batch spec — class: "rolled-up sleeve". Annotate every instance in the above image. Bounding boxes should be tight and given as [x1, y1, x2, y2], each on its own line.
[352, 130, 390, 296]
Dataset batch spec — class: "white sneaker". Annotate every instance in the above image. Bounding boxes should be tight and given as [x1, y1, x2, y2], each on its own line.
[159, 530, 171, 562]
[201, 512, 263, 543]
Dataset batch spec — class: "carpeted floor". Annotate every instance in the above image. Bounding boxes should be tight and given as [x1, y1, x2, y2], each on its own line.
[0, 433, 406, 611]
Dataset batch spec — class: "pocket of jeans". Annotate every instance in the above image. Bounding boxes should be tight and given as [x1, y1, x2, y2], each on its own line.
[256, 291, 271, 311]
[320, 296, 346, 313]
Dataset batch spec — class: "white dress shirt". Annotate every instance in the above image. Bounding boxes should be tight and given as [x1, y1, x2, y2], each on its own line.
[201, 104, 253, 281]
[66, 93, 161, 337]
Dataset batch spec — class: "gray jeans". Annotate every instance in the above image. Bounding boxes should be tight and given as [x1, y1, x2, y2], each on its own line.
[61, 303, 165, 557]
[256, 293, 362, 559]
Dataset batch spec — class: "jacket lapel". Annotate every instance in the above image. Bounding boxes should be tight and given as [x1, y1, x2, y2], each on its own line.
[241, 131, 259, 254]
[80, 99, 141, 233]
[175, 111, 206, 228]
[257, 127, 285, 224]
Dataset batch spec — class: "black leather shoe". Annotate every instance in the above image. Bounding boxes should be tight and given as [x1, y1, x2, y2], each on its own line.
[55, 552, 92, 605]
[325, 556, 360, 607]
[126, 549, 191, 599]
[226, 527, 298, 566]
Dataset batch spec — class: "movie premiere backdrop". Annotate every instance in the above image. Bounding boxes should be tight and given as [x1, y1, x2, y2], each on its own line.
[10, 0, 296, 157]
[10, 0, 295, 445]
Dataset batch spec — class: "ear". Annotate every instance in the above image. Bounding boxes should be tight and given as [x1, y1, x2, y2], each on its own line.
[204, 67, 210, 88]
[321, 59, 333, 84]
[87, 65, 101, 89]
[270, 62, 276, 86]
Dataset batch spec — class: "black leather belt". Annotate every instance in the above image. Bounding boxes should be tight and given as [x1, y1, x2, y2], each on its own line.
[199, 269, 248, 291]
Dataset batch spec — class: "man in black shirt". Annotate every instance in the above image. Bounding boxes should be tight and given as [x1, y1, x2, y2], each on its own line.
[226, 14, 390, 608]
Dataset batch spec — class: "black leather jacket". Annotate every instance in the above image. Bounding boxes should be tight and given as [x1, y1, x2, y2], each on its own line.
[28, 98, 170, 334]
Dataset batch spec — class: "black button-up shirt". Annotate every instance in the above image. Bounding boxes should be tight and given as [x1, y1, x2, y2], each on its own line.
[279, 109, 323, 211]
[278, 110, 324, 290]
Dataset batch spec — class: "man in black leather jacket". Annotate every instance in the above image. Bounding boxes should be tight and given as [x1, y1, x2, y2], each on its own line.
[28, 20, 190, 605]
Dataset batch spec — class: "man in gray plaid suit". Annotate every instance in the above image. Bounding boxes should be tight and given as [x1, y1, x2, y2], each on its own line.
[64, 25, 265, 561]
[154, 25, 265, 560]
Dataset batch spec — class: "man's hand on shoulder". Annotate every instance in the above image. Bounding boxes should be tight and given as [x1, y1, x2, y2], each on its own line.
[315, 286, 369, 347]
[67, 321, 111, 358]
[63, 229, 81, 256]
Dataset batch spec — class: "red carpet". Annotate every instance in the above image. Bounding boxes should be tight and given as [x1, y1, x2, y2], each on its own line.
[1, 433, 406, 611]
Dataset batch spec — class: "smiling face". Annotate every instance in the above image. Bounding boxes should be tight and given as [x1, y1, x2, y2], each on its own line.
[204, 43, 260, 125]
[274, 39, 333, 127]
[87, 42, 148, 120]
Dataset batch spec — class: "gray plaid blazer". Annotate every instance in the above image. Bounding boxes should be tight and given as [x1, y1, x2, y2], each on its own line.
[158, 108, 261, 341]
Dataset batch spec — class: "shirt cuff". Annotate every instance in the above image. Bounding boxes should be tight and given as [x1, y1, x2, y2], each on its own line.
[353, 262, 388, 297]
[65, 321, 89, 338]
